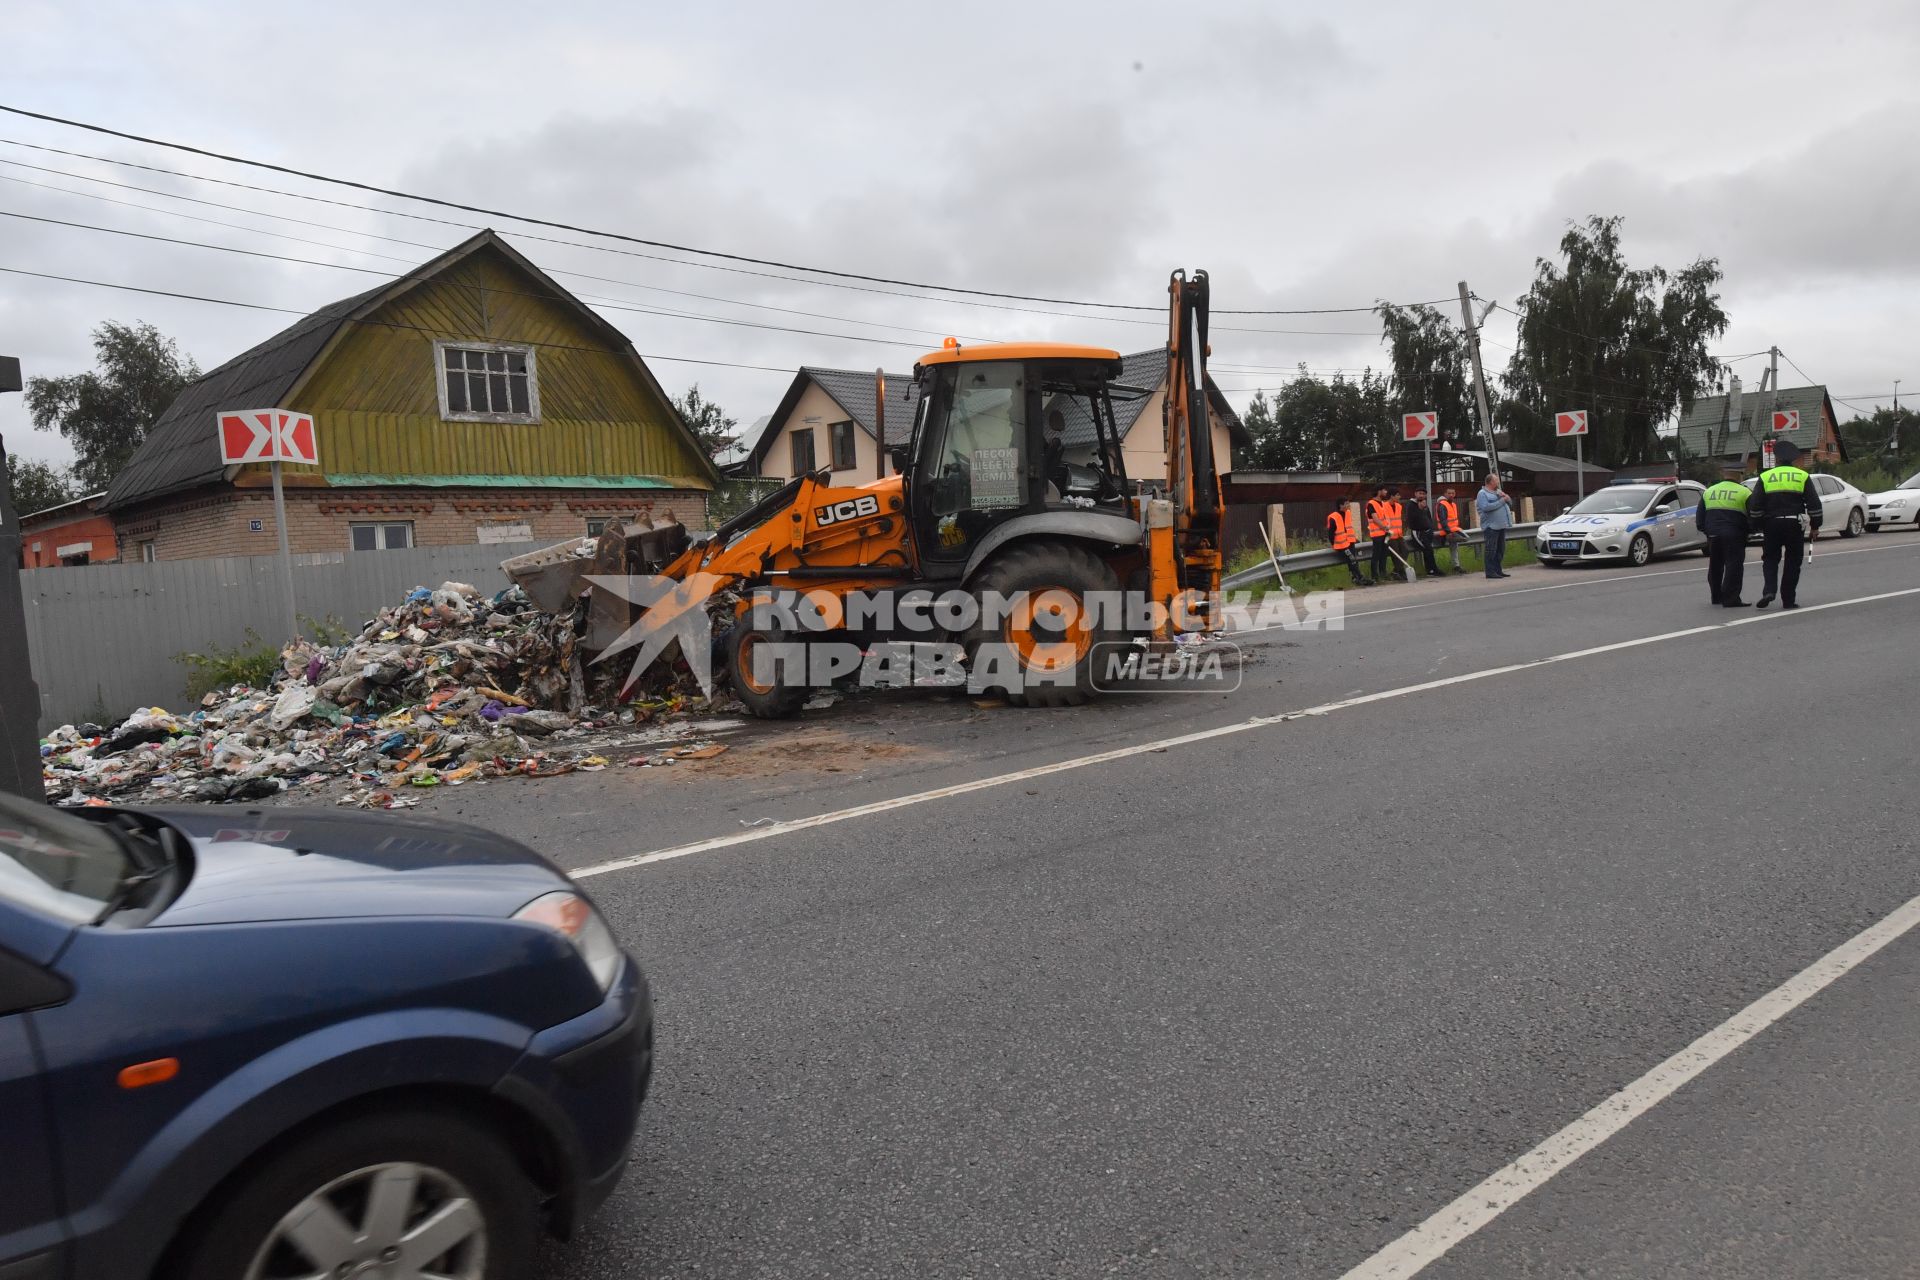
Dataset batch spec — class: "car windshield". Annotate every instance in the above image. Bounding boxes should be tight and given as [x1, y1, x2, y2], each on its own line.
[1899, 472, 1920, 491]
[1565, 487, 1657, 515]
[0, 794, 137, 923]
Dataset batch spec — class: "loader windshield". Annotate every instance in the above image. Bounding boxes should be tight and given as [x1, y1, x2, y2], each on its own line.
[921, 362, 1029, 515]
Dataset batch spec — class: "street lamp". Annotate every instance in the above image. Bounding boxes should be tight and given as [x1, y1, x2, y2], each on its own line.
[0, 354, 47, 798]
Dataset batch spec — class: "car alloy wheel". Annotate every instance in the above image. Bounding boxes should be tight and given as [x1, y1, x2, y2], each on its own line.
[246, 1161, 486, 1280]
[1846, 508, 1865, 537]
[1628, 533, 1652, 566]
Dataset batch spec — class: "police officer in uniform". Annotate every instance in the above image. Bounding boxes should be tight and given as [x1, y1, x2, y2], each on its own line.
[1694, 473, 1753, 607]
[1747, 439, 1822, 609]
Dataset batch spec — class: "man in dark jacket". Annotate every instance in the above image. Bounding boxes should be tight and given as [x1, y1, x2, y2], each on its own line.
[1746, 439, 1823, 609]
[1404, 488, 1444, 577]
[1695, 475, 1754, 606]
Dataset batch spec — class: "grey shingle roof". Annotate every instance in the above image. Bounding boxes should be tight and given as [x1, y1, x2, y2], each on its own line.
[103, 283, 385, 510]
[1046, 348, 1249, 449]
[1674, 384, 1834, 459]
[746, 366, 919, 472]
[802, 367, 920, 446]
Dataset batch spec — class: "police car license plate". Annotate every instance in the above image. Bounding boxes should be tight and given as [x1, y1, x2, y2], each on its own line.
[1549, 540, 1582, 554]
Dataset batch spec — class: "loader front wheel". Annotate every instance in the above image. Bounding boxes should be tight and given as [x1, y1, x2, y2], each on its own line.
[726, 623, 808, 719]
[965, 542, 1122, 708]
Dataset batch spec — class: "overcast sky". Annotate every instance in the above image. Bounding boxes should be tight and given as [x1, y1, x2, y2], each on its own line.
[4, 0, 1916, 472]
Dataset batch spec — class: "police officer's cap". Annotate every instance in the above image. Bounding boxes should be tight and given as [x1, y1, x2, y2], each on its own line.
[1772, 439, 1802, 464]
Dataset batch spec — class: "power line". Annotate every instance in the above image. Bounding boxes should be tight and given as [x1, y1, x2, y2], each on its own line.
[0, 263, 812, 375]
[0, 159, 1000, 344]
[0, 107, 1456, 317]
[0, 207, 959, 351]
[0, 150, 1394, 340]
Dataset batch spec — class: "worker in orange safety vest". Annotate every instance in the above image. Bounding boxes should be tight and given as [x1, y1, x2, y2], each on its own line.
[1364, 485, 1398, 584]
[1326, 503, 1373, 586]
[1434, 487, 1465, 572]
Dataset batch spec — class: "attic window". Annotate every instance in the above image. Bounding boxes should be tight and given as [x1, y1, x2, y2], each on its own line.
[436, 341, 539, 423]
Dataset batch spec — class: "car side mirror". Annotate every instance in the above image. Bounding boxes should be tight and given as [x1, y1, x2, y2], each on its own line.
[1655, 503, 1675, 514]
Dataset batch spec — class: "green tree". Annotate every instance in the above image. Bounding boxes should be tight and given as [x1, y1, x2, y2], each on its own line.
[26, 321, 200, 492]
[672, 383, 737, 457]
[1237, 391, 1289, 469]
[1248, 366, 1393, 470]
[1375, 302, 1480, 446]
[1500, 216, 1729, 467]
[6, 456, 80, 516]
[1833, 406, 1920, 491]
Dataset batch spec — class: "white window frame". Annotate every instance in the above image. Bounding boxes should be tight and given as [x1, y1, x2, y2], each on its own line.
[434, 339, 541, 424]
[349, 521, 415, 552]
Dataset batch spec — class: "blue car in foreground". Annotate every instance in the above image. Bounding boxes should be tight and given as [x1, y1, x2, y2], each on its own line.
[0, 794, 652, 1280]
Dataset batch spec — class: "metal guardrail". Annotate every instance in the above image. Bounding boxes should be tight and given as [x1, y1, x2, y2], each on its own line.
[1222, 523, 1545, 590]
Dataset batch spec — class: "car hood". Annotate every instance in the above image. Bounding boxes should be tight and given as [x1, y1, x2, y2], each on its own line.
[136, 807, 572, 927]
[1867, 490, 1915, 502]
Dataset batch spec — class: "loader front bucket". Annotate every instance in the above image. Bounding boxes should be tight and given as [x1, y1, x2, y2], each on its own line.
[499, 519, 691, 650]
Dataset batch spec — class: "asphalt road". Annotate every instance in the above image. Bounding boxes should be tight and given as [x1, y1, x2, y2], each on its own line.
[432, 532, 1920, 1279]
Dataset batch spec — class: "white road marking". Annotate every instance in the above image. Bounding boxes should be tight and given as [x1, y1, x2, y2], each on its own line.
[1230, 536, 1920, 636]
[570, 583, 1920, 880]
[1338, 889, 1920, 1280]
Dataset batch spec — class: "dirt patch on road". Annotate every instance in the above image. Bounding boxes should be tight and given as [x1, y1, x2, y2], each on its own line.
[668, 724, 934, 781]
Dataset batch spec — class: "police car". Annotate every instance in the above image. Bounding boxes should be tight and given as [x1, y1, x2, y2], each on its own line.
[1535, 480, 1708, 567]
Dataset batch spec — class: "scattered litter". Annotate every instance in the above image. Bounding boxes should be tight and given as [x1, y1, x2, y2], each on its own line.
[738, 816, 778, 828]
[42, 575, 741, 807]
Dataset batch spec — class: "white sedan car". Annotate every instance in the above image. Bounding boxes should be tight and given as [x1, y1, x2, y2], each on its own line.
[1866, 471, 1920, 531]
[1740, 473, 1870, 540]
[1536, 482, 1708, 567]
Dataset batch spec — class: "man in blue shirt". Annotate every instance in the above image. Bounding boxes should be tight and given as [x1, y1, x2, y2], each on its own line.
[1474, 474, 1515, 578]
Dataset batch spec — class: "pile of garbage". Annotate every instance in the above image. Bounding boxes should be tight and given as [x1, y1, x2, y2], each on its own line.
[41, 578, 725, 809]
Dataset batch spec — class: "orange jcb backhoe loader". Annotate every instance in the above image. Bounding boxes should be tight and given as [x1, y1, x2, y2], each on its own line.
[594, 269, 1226, 717]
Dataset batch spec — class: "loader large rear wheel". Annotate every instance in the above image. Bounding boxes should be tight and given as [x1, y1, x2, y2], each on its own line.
[965, 542, 1122, 707]
[726, 623, 808, 719]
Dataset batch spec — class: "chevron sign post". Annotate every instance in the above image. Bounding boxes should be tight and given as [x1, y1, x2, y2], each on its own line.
[217, 408, 317, 640]
[1403, 411, 1439, 514]
[1772, 409, 1800, 434]
[1556, 410, 1590, 498]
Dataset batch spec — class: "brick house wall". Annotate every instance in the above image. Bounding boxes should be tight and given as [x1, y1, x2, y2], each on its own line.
[113, 487, 709, 561]
[19, 509, 120, 567]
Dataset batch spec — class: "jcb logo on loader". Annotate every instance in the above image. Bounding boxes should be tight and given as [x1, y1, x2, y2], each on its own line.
[814, 495, 881, 527]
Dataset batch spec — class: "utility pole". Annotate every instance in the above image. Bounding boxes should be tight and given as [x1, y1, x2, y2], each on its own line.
[1458, 282, 1500, 477]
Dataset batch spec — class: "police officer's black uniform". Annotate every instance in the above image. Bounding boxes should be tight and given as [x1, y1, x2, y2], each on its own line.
[1746, 440, 1822, 609]
[1694, 477, 1753, 606]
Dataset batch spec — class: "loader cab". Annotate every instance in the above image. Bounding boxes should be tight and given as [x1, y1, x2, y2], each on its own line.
[908, 342, 1129, 568]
